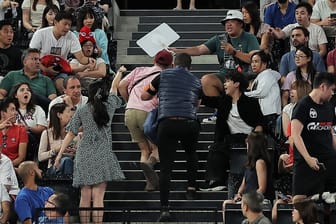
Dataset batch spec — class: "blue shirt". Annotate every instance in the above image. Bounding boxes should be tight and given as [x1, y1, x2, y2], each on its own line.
[14, 186, 54, 222]
[264, 2, 296, 28]
[279, 50, 326, 76]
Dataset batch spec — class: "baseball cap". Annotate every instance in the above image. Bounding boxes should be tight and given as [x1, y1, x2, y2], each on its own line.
[221, 10, 244, 25]
[154, 50, 173, 66]
[79, 26, 96, 45]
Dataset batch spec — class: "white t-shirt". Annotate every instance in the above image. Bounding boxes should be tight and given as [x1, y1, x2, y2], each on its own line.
[29, 26, 82, 59]
[0, 184, 10, 218]
[311, 0, 336, 21]
[17, 105, 47, 128]
[282, 22, 328, 52]
[245, 69, 281, 116]
[21, 0, 59, 28]
[227, 103, 254, 134]
[48, 95, 88, 121]
[0, 154, 19, 195]
[70, 57, 105, 70]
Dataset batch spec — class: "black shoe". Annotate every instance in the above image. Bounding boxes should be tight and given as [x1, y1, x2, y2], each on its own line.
[157, 211, 172, 222]
[140, 162, 159, 190]
[186, 188, 197, 200]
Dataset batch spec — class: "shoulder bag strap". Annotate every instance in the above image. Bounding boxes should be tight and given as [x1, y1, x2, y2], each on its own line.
[128, 71, 161, 94]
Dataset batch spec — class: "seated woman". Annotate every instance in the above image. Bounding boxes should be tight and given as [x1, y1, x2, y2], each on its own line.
[292, 199, 320, 224]
[21, 0, 59, 35]
[242, 1, 272, 53]
[10, 82, 47, 161]
[40, 4, 60, 28]
[38, 103, 79, 176]
[0, 98, 28, 167]
[222, 132, 273, 223]
[74, 6, 110, 68]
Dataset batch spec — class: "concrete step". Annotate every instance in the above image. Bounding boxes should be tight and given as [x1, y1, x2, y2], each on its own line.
[117, 54, 218, 65]
[139, 16, 223, 24]
[120, 9, 229, 17]
[138, 23, 224, 32]
[129, 39, 206, 48]
[132, 31, 223, 40]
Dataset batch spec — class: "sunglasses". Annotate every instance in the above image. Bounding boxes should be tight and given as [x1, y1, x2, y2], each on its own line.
[2, 135, 7, 148]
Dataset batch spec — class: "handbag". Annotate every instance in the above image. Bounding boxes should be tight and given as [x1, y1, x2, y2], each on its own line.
[143, 108, 159, 145]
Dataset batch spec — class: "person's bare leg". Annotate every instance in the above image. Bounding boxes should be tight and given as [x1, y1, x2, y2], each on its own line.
[138, 141, 151, 163]
[92, 182, 107, 224]
[201, 74, 223, 96]
[189, 0, 196, 10]
[80, 186, 92, 223]
[222, 199, 235, 224]
[148, 141, 159, 162]
[175, 0, 182, 9]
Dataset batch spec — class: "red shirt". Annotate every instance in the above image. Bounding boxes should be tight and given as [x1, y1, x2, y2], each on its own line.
[1, 125, 28, 161]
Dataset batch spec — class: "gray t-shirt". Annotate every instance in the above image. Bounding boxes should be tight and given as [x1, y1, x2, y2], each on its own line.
[241, 214, 272, 224]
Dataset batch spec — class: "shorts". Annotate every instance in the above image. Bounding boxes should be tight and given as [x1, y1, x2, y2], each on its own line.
[293, 156, 336, 196]
[124, 109, 148, 143]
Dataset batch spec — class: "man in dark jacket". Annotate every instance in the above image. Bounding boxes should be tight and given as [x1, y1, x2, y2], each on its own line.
[201, 71, 264, 194]
[142, 53, 202, 222]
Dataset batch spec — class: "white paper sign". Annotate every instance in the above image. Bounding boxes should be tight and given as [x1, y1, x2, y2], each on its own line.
[136, 23, 180, 57]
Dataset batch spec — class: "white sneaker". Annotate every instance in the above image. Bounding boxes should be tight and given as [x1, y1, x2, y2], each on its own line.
[199, 185, 226, 192]
[202, 115, 217, 124]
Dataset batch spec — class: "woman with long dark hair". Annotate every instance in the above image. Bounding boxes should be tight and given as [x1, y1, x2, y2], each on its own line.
[38, 103, 77, 175]
[74, 6, 110, 67]
[241, 1, 272, 53]
[22, 0, 59, 32]
[54, 73, 125, 223]
[292, 199, 320, 224]
[41, 4, 59, 28]
[282, 45, 316, 106]
[10, 82, 47, 161]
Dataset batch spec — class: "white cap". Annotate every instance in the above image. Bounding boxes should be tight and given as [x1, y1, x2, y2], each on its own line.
[221, 10, 244, 25]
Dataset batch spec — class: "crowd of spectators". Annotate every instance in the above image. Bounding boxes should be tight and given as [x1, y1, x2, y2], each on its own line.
[1, 0, 336, 223]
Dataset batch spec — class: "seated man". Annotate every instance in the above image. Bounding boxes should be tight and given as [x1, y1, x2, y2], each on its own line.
[0, 48, 57, 112]
[0, 184, 10, 224]
[48, 75, 88, 120]
[39, 192, 70, 223]
[0, 152, 19, 223]
[241, 191, 272, 224]
[15, 161, 54, 223]
[0, 97, 28, 167]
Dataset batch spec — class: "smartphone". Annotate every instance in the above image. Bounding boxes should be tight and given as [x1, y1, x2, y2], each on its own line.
[278, 193, 290, 202]
[317, 162, 326, 171]
[331, 13, 336, 19]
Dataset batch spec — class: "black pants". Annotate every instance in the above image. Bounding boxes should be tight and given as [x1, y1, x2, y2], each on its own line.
[157, 118, 200, 207]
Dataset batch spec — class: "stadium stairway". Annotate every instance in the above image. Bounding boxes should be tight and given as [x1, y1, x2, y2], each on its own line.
[104, 9, 230, 222]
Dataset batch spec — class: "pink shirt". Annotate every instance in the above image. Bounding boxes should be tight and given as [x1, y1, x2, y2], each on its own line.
[125, 65, 161, 112]
[282, 71, 310, 91]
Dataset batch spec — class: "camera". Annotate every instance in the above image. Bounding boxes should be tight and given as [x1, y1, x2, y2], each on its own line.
[330, 13, 336, 19]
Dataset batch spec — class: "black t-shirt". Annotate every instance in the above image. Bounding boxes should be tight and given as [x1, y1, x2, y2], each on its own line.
[292, 95, 336, 160]
[0, 46, 22, 76]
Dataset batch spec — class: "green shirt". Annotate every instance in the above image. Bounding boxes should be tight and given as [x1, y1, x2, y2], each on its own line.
[0, 69, 56, 97]
[204, 31, 259, 75]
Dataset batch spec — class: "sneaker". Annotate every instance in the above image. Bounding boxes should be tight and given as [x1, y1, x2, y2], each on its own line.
[199, 185, 227, 192]
[140, 160, 159, 191]
[202, 115, 217, 124]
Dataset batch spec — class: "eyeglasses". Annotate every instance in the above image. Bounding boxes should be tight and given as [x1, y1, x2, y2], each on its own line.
[2, 135, 7, 148]
[82, 44, 94, 48]
[294, 55, 308, 59]
[46, 200, 56, 206]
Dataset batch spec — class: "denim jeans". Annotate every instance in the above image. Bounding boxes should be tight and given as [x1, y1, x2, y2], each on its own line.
[47, 157, 74, 175]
